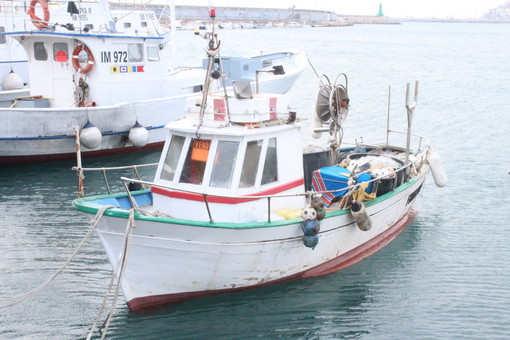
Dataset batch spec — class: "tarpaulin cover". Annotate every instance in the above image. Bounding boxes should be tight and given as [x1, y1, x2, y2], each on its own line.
[311, 166, 351, 206]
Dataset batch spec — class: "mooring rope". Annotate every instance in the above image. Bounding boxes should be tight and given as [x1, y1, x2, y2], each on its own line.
[0, 205, 114, 309]
[307, 56, 322, 83]
[87, 209, 137, 340]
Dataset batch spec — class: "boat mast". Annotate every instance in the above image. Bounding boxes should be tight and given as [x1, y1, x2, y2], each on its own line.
[404, 81, 419, 164]
[99, 0, 115, 32]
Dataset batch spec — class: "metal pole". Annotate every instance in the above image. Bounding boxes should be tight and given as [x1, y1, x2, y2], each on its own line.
[267, 197, 271, 223]
[386, 85, 391, 146]
[203, 194, 214, 223]
[122, 180, 139, 210]
[102, 168, 111, 194]
[404, 81, 419, 164]
[74, 126, 84, 197]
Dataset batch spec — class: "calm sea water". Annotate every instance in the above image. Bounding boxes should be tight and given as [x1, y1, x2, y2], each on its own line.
[1, 22, 509, 339]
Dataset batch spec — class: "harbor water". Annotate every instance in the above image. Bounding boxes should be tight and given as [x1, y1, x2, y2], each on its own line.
[1, 22, 509, 339]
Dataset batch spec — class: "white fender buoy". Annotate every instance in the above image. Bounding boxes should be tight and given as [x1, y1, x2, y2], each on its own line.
[79, 121, 102, 149]
[350, 201, 372, 231]
[128, 121, 149, 147]
[301, 204, 317, 221]
[426, 148, 447, 188]
[311, 104, 322, 139]
[2, 71, 24, 90]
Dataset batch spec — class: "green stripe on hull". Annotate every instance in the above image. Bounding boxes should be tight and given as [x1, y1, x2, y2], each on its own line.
[72, 173, 425, 229]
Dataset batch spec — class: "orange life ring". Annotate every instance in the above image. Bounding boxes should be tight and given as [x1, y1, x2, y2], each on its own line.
[72, 44, 95, 74]
[26, 0, 50, 30]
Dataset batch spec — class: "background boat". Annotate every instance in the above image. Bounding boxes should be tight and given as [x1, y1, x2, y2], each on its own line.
[0, 2, 308, 164]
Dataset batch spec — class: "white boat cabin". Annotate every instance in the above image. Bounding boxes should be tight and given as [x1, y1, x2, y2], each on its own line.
[8, 31, 204, 108]
[151, 94, 306, 223]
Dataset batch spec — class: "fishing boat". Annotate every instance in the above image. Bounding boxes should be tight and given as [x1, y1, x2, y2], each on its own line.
[72, 22, 447, 313]
[0, 0, 165, 93]
[0, 3, 307, 164]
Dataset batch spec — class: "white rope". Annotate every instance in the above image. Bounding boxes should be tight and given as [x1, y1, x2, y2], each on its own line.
[0, 205, 115, 309]
[136, 208, 173, 218]
[87, 209, 137, 340]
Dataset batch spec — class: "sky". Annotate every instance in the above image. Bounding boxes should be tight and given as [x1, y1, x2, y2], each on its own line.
[170, 0, 506, 19]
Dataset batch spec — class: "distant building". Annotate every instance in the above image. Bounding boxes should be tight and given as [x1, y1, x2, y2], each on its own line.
[483, 1, 510, 20]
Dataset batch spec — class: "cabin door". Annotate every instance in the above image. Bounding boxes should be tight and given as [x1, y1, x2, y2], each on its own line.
[50, 40, 76, 107]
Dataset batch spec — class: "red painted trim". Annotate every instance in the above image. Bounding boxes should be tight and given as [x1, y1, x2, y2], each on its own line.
[269, 97, 277, 120]
[0, 142, 164, 165]
[213, 98, 226, 121]
[151, 178, 305, 204]
[127, 209, 418, 313]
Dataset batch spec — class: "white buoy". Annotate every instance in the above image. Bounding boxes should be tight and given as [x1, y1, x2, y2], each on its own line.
[79, 121, 102, 149]
[350, 201, 372, 231]
[2, 71, 24, 90]
[301, 204, 317, 221]
[426, 148, 447, 187]
[311, 104, 323, 139]
[128, 121, 149, 147]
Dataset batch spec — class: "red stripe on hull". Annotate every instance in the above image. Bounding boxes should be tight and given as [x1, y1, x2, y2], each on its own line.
[151, 178, 304, 204]
[0, 142, 164, 165]
[127, 208, 418, 313]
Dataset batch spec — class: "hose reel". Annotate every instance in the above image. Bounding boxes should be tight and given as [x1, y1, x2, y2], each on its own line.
[315, 73, 349, 127]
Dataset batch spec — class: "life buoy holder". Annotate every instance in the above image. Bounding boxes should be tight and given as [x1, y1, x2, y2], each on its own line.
[26, 0, 50, 30]
[72, 44, 95, 74]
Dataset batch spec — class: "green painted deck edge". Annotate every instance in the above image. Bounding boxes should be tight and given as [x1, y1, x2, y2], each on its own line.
[72, 173, 424, 229]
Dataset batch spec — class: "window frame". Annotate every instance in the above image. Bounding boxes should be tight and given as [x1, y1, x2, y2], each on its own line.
[34, 41, 48, 61]
[209, 140, 240, 189]
[159, 135, 186, 182]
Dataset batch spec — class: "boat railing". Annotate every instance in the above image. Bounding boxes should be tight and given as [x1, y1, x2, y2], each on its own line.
[72, 163, 158, 196]
[386, 129, 429, 153]
[118, 153, 424, 223]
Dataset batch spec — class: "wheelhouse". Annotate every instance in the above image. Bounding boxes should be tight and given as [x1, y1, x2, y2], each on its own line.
[151, 114, 305, 223]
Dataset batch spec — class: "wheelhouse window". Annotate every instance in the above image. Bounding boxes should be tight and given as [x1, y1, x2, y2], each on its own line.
[180, 138, 211, 185]
[210, 141, 239, 188]
[53, 42, 68, 62]
[34, 42, 48, 61]
[147, 45, 159, 61]
[160, 135, 185, 181]
[128, 43, 143, 62]
[262, 138, 278, 184]
[239, 140, 262, 188]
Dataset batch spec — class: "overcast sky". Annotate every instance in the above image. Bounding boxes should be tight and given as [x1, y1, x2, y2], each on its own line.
[170, 0, 505, 19]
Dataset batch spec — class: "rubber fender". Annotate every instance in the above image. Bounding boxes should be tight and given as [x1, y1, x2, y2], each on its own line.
[426, 148, 447, 187]
[80, 121, 102, 149]
[129, 121, 149, 147]
[301, 204, 317, 220]
[315, 209, 326, 221]
[302, 219, 320, 236]
[350, 201, 372, 231]
[310, 196, 325, 211]
[302, 234, 319, 249]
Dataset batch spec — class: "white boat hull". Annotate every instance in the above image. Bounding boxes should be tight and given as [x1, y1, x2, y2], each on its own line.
[0, 69, 303, 163]
[87, 174, 426, 312]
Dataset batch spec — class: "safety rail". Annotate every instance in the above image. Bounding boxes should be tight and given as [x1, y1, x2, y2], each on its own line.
[72, 163, 158, 197]
[386, 129, 428, 153]
[118, 152, 425, 224]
